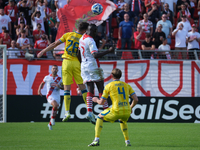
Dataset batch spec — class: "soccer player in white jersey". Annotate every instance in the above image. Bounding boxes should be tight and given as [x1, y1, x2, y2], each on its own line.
[38, 65, 63, 130]
[79, 24, 114, 124]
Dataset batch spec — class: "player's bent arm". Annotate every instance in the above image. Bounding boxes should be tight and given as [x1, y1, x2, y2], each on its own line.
[38, 82, 45, 97]
[37, 40, 62, 58]
[130, 94, 138, 109]
[92, 97, 107, 105]
[92, 46, 114, 59]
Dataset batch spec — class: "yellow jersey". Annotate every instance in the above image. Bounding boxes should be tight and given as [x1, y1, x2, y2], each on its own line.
[102, 80, 135, 115]
[59, 32, 82, 61]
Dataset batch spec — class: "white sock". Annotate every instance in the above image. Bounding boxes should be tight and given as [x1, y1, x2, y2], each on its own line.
[95, 137, 99, 141]
[65, 111, 69, 114]
[125, 140, 130, 144]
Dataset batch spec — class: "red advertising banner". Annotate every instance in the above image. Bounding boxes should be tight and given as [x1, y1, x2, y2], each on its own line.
[2, 59, 200, 97]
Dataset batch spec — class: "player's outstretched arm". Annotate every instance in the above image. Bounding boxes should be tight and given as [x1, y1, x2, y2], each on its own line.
[92, 46, 115, 59]
[130, 94, 139, 109]
[37, 40, 62, 58]
[38, 82, 45, 97]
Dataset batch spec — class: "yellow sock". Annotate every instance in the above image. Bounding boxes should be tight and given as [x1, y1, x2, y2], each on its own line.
[81, 89, 87, 105]
[95, 118, 103, 138]
[64, 90, 71, 112]
[120, 121, 129, 141]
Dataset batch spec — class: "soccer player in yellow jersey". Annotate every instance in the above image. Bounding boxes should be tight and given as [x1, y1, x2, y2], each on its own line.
[37, 22, 89, 122]
[88, 68, 139, 147]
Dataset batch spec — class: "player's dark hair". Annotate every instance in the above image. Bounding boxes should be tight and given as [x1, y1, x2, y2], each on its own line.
[86, 24, 97, 38]
[52, 65, 58, 68]
[78, 22, 89, 31]
[111, 68, 122, 79]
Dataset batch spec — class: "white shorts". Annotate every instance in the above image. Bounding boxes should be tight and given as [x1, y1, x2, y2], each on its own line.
[81, 67, 104, 83]
[47, 95, 60, 105]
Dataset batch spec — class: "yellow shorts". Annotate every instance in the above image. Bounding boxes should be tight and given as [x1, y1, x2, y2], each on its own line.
[62, 59, 83, 85]
[101, 108, 130, 123]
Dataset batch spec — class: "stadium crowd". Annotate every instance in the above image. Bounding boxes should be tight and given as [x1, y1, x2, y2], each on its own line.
[0, 0, 200, 60]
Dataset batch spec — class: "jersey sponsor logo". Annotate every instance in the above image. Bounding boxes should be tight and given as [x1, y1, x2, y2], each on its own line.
[1, 18, 8, 24]
[118, 101, 128, 107]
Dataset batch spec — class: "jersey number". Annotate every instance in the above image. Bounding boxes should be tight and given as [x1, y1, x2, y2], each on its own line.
[66, 40, 79, 56]
[80, 46, 85, 58]
[118, 87, 126, 99]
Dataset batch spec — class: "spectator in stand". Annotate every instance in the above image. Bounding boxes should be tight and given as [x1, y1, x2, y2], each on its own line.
[176, 0, 191, 12]
[0, 30, 12, 48]
[131, 0, 144, 26]
[0, 8, 12, 36]
[161, 3, 174, 25]
[141, 33, 155, 59]
[187, 24, 200, 59]
[0, 26, 10, 39]
[35, 0, 46, 18]
[117, 0, 126, 11]
[34, 33, 50, 58]
[17, 12, 27, 26]
[16, 19, 29, 39]
[7, 40, 21, 58]
[48, 11, 56, 36]
[145, 0, 160, 12]
[172, 23, 188, 59]
[33, 23, 45, 42]
[152, 24, 166, 58]
[4, 0, 18, 40]
[138, 13, 153, 36]
[176, 14, 192, 32]
[152, 24, 166, 49]
[134, 24, 145, 58]
[31, 9, 46, 32]
[94, 32, 107, 50]
[118, 13, 134, 50]
[156, 14, 172, 44]
[161, 0, 176, 14]
[18, 0, 33, 25]
[55, 0, 71, 11]
[16, 29, 30, 57]
[147, 1, 160, 33]
[177, 3, 191, 23]
[50, 22, 58, 43]
[158, 38, 171, 59]
[118, 3, 137, 25]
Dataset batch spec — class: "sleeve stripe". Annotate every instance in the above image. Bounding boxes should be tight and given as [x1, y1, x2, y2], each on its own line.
[101, 97, 107, 100]
[59, 39, 63, 43]
[130, 92, 135, 96]
[91, 50, 97, 54]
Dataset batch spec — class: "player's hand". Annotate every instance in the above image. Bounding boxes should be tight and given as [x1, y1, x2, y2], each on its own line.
[37, 51, 44, 58]
[92, 97, 99, 103]
[108, 47, 114, 53]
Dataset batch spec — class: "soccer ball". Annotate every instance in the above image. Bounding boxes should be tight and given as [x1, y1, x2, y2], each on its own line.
[91, 3, 103, 15]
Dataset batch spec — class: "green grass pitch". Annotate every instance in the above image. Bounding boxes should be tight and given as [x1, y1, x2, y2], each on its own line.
[0, 122, 200, 150]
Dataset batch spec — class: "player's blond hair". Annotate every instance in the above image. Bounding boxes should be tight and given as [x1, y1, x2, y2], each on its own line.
[111, 68, 122, 79]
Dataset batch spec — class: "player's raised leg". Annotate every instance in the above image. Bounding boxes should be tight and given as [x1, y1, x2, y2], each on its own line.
[86, 82, 96, 124]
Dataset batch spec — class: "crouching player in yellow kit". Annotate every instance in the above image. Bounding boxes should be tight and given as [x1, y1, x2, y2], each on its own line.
[88, 68, 139, 147]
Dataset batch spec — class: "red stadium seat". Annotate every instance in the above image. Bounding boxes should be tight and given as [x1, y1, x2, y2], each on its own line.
[121, 51, 133, 60]
[111, 18, 118, 28]
[112, 28, 118, 39]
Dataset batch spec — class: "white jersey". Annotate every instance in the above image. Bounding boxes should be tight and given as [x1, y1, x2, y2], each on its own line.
[79, 34, 104, 82]
[42, 74, 62, 102]
[79, 34, 100, 70]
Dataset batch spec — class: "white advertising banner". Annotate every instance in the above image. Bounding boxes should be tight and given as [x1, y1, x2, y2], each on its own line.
[1, 59, 200, 97]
